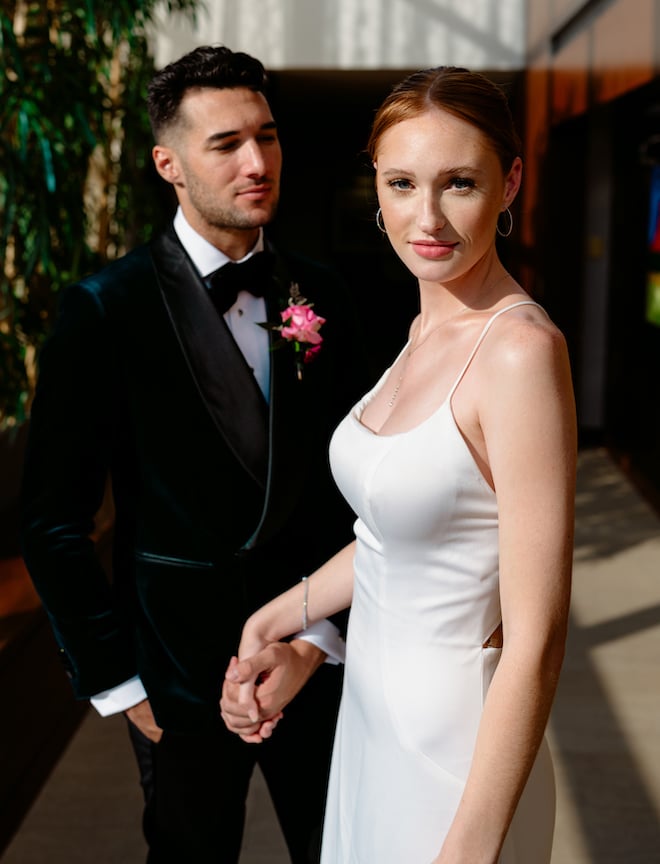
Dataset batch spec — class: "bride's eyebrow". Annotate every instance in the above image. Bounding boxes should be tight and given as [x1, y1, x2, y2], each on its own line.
[380, 165, 485, 178]
[443, 165, 485, 176]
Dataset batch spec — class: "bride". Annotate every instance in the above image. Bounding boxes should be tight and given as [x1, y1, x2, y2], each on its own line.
[221, 65, 576, 864]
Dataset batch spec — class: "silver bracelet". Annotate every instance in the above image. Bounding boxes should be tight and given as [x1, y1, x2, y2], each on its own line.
[301, 576, 309, 631]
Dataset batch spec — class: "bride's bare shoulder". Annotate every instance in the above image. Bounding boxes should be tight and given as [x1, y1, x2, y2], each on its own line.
[479, 301, 569, 378]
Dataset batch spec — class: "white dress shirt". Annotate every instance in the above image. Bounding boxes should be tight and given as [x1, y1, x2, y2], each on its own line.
[91, 209, 344, 717]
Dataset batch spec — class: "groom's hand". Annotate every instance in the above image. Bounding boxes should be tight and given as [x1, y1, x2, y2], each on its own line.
[220, 640, 327, 743]
[125, 698, 163, 743]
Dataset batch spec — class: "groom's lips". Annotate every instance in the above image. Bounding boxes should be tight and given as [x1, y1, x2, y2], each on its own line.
[237, 183, 272, 201]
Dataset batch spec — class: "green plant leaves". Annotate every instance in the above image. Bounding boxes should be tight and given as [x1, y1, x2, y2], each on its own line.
[0, 0, 200, 423]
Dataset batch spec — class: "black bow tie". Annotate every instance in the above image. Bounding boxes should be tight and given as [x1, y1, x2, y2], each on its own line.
[206, 251, 274, 314]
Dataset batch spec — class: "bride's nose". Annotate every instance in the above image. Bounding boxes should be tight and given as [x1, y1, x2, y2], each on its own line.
[417, 193, 446, 234]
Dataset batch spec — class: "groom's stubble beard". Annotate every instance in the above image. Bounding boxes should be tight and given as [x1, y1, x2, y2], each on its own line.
[181, 161, 281, 232]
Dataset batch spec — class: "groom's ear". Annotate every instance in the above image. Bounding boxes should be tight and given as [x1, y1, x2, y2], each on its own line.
[152, 144, 181, 186]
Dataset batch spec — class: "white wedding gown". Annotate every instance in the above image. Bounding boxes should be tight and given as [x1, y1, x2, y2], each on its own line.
[322, 302, 555, 863]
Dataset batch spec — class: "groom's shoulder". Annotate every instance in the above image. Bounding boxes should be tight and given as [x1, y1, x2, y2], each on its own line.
[82, 243, 153, 292]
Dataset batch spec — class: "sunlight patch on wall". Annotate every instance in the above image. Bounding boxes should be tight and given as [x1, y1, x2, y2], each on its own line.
[152, 0, 524, 70]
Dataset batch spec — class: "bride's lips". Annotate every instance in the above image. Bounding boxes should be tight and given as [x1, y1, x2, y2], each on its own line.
[411, 240, 458, 259]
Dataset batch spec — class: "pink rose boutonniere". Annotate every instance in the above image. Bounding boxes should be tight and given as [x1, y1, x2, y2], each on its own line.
[261, 282, 326, 380]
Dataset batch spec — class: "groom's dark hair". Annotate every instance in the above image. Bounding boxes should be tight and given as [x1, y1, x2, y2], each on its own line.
[147, 44, 270, 141]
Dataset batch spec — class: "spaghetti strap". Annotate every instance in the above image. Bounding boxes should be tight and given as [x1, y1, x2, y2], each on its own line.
[447, 300, 545, 402]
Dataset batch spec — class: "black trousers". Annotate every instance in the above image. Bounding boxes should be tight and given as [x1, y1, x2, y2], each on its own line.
[127, 664, 343, 864]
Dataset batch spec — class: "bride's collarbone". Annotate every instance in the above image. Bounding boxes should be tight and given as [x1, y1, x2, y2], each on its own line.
[363, 315, 500, 434]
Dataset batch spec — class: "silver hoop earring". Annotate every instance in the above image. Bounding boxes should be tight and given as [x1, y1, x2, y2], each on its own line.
[497, 207, 513, 238]
[376, 207, 387, 234]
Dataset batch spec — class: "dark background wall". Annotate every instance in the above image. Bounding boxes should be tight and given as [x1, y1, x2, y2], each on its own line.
[268, 68, 525, 377]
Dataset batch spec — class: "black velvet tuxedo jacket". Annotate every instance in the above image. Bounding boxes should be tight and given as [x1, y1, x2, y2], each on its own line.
[21, 225, 366, 733]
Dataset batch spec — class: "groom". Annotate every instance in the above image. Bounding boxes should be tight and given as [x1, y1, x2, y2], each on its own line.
[21, 45, 365, 863]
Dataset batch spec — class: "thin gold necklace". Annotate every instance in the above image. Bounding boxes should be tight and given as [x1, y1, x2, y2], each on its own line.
[386, 271, 510, 409]
[386, 307, 468, 407]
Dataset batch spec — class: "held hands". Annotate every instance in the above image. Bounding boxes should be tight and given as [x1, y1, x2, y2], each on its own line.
[220, 639, 326, 744]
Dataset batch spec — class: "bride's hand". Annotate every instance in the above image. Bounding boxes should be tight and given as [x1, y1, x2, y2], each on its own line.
[220, 653, 283, 743]
[220, 618, 274, 742]
[221, 639, 327, 743]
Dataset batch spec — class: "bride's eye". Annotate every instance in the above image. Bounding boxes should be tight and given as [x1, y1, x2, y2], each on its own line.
[387, 178, 414, 191]
[450, 176, 475, 191]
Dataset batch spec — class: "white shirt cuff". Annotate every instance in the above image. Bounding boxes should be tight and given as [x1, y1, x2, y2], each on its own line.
[90, 675, 148, 716]
[293, 618, 345, 665]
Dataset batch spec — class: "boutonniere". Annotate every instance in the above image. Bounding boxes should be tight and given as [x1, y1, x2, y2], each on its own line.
[260, 282, 326, 380]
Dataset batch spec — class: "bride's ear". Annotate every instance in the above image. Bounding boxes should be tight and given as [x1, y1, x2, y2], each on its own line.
[503, 157, 522, 208]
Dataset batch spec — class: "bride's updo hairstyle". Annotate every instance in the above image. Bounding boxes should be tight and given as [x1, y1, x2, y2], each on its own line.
[367, 66, 522, 174]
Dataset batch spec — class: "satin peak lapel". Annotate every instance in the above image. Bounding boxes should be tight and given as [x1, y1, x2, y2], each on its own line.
[241, 249, 314, 548]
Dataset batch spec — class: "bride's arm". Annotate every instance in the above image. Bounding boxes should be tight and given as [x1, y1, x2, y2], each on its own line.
[434, 319, 575, 862]
[240, 540, 356, 658]
[220, 540, 356, 740]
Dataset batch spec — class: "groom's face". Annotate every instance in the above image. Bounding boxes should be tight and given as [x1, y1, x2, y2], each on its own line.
[152, 86, 282, 255]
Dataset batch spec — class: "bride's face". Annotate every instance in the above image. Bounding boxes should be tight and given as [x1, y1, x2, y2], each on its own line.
[374, 107, 521, 286]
